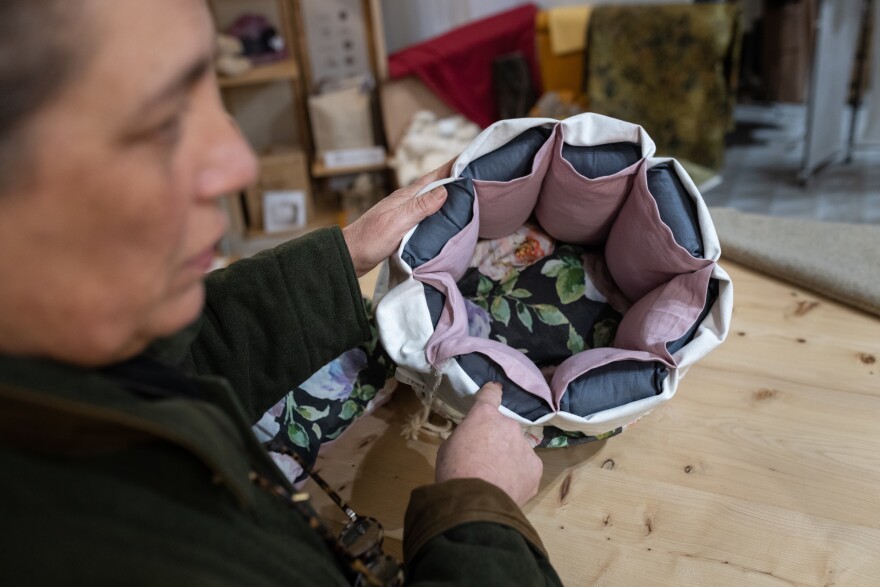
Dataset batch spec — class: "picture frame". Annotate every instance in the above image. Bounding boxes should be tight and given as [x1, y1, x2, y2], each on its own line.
[263, 190, 307, 233]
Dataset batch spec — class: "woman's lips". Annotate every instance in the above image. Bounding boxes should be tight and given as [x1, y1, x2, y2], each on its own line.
[187, 246, 217, 272]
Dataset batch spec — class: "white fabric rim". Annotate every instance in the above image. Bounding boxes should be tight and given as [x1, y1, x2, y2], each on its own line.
[559, 113, 657, 158]
[452, 117, 558, 177]
[415, 176, 459, 197]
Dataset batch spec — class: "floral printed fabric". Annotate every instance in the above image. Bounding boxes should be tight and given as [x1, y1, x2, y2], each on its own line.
[459, 223, 624, 369]
[459, 223, 628, 447]
[253, 298, 396, 483]
[527, 425, 621, 449]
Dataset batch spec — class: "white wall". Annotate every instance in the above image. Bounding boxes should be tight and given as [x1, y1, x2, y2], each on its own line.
[382, 0, 693, 54]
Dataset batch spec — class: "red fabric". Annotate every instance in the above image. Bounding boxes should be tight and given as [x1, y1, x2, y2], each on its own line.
[388, 4, 540, 128]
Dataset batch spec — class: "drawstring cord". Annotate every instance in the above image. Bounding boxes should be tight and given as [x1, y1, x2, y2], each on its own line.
[401, 362, 453, 440]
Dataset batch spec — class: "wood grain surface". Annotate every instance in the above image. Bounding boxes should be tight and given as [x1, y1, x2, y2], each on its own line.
[312, 261, 880, 586]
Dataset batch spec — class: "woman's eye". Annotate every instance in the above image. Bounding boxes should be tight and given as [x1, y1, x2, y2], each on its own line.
[154, 114, 183, 145]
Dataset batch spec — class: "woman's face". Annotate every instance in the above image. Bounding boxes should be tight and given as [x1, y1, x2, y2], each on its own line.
[0, 0, 258, 364]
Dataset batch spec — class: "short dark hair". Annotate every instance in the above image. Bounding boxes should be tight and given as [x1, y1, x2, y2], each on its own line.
[0, 1, 89, 192]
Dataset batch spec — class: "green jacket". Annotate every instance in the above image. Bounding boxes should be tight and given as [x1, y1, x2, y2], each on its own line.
[0, 227, 561, 586]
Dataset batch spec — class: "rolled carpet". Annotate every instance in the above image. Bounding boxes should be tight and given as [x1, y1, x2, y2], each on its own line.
[710, 207, 880, 317]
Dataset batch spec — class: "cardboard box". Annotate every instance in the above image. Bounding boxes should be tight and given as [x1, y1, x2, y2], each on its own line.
[244, 148, 313, 233]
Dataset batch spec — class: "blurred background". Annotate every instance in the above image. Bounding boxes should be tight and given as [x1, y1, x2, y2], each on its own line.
[209, 0, 878, 258]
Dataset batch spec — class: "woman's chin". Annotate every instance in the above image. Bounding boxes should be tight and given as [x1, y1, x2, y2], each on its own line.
[147, 280, 207, 340]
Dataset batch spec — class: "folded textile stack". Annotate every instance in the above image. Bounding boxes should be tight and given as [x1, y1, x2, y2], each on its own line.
[392, 111, 481, 187]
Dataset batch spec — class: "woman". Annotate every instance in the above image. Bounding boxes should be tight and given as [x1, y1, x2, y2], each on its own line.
[0, 1, 557, 585]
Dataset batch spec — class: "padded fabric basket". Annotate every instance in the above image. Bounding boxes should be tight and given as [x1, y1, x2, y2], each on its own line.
[375, 113, 732, 448]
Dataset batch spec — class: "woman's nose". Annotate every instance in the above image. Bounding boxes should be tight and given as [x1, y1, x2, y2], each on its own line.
[197, 114, 259, 200]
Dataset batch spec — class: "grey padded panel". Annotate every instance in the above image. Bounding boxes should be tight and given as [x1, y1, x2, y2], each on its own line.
[406, 146, 703, 422]
[666, 278, 719, 355]
[561, 142, 641, 179]
[457, 353, 554, 422]
[422, 283, 553, 420]
[423, 284, 445, 328]
[646, 162, 704, 258]
[424, 282, 665, 421]
[460, 126, 553, 182]
[560, 360, 668, 417]
[401, 179, 475, 269]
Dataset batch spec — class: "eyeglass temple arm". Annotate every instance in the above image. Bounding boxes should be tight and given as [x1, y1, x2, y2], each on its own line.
[258, 425, 359, 521]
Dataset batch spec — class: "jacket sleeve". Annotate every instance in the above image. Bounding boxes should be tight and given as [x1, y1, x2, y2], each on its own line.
[404, 479, 563, 586]
[180, 227, 371, 422]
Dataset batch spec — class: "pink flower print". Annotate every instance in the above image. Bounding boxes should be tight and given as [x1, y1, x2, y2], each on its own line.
[472, 224, 555, 281]
[514, 236, 546, 265]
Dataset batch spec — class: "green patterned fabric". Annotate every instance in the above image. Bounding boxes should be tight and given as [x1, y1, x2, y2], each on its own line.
[587, 4, 741, 169]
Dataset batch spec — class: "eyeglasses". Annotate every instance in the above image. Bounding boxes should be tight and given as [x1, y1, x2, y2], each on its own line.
[253, 426, 404, 587]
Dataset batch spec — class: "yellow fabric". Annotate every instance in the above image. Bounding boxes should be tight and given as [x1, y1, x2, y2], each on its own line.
[547, 5, 592, 55]
[535, 11, 586, 99]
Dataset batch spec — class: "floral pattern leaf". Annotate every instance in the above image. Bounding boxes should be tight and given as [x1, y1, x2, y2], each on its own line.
[311, 422, 322, 440]
[296, 404, 330, 422]
[567, 325, 586, 354]
[477, 275, 493, 296]
[593, 318, 619, 348]
[324, 427, 345, 441]
[475, 298, 489, 311]
[339, 400, 363, 420]
[352, 383, 378, 402]
[516, 302, 533, 333]
[491, 296, 511, 326]
[533, 304, 569, 326]
[541, 259, 566, 278]
[285, 391, 298, 410]
[557, 266, 586, 304]
[508, 288, 532, 299]
[547, 436, 569, 448]
[500, 270, 519, 294]
[287, 422, 309, 448]
[494, 334, 508, 345]
[561, 253, 582, 268]
[364, 324, 378, 355]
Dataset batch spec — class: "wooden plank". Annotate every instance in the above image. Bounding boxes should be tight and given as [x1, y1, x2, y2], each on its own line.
[311, 159, 389, 178]
[304, 261, 880, 586]
[523, 467, 880, 586]
[217, 59, 299, 88]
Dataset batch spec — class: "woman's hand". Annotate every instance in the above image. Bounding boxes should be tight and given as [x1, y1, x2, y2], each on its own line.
[435, 383, 543, 507]
[342, 161, 452, 277]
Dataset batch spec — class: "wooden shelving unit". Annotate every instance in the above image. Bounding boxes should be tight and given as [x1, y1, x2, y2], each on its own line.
[293, 0, 390, 180]
[210, 0, 317, 256]
[311, 158, 389, 178]
[236, 208, 341, 256]
[211, 0, 390, 257]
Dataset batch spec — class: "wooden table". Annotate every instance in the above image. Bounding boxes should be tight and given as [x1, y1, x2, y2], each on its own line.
[309, 261, 880, 586]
